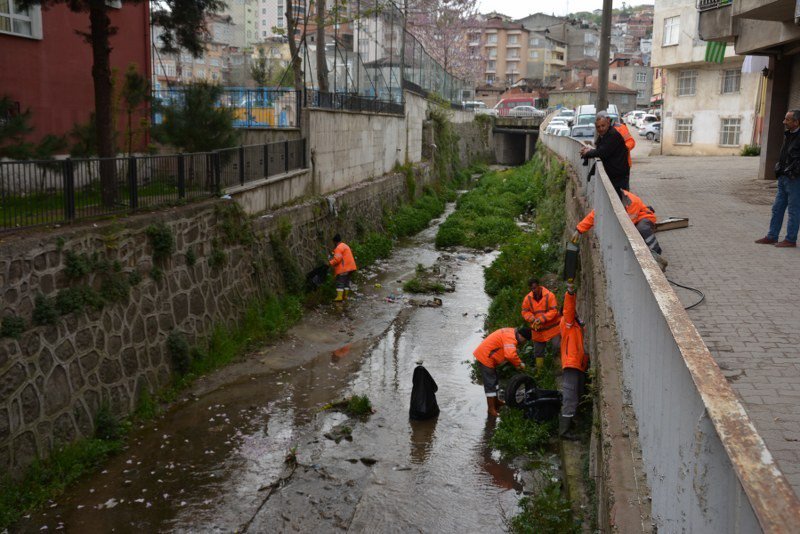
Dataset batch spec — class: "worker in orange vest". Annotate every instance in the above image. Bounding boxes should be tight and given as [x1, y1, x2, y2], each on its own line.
[572, 189, 667, 271]
[558, 282, 590, 439]
[473, 327, 531, 416]
[329, 234, 357, 301]
[614, 121, 636, 168]
[521, 277, 561, 370]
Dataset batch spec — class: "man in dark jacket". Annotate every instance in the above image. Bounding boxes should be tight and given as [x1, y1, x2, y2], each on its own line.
[756, 110, 800, 248]
[579, 111, 630, 194]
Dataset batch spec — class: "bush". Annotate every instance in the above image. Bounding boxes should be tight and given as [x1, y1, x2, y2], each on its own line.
[490, 407, 552, 457]
[146, 222, 175, 263]
[510, 482, 579, 534]
[55, 286, 103, 316]
[32, 295, 58, 326]
[351, 233, 393, 267]
[63, 251, 94, 280]
[94, 404, 123, 441]
[0, 316, 25, 339]
[346, 394, 373, 417]
[167, 331, 191, 376]
[741, 144, 761, 157]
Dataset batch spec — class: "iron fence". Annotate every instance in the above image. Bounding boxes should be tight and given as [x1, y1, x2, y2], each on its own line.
[152, 87, 301, 129]
[303, 89, 404, 115]
[697, 0, 732, 11]
[0, 139, 306, 232]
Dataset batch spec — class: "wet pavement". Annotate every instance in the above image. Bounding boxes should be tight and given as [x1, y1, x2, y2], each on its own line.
[17, 204, 524, 532]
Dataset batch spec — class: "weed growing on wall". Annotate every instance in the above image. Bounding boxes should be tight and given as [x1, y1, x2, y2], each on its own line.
[216, 202, 255, 246]
[32, 295, 58, 326]
[269, 221, 305, 295]
[146, 222, 175, 263]
[0, 316, 25, 339]
[167, 331, 192, 376]
[509, 481, 580, 534]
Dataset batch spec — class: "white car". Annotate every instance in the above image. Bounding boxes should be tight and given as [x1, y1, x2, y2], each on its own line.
[627, 110, 645, 126]
[636, 113, 659, 129]
[639, 121, 661, 140]
[508, 105, 544, 118]
[556, 109, 575, 125]
[546, 124, 570, 136]
[548, 117, 568, 127]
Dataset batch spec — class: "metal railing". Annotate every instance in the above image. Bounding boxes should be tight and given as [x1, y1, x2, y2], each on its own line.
[152, 88, 301, 129]
[0, 139, 306, 232]
[303, 89, 404, 115]
[697, 0, 732, 11]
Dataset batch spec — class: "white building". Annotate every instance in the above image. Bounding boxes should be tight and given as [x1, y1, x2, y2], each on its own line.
[652, 0, 763, 155]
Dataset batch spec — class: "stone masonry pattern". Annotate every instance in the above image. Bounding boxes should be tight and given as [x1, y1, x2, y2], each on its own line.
[0, 163, 435, 475]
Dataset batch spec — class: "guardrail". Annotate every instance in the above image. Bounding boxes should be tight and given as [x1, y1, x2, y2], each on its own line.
[0, 139, 306, 232]
[697, 0, 732, 11]
[540, 132, 800, 533]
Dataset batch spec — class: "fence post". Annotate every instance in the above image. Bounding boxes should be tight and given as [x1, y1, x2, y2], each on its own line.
[177, 153, 186, 199]
[264, 143, 269, 178]
[62, 158, 75, 221]
[212, 151, 221, 195]
[128, 156, 138, 210]
[284, 140, 289, 173]
[296, 89, 302, 127]
[238, 145, 245, 186]
[302, 138, 307, 168]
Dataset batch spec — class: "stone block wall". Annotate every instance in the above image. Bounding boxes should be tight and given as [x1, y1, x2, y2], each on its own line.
[0, 163, 435, 476]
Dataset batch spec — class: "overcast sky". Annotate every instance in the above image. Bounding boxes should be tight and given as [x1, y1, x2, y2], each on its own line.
[477, 0, 655, 19]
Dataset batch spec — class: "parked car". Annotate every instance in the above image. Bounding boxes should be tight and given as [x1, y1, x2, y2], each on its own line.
[556, 109, 575, 125]
[463, 101, 488, 112]
[548, 125, 570, 136]
[636, 113, 659, 129]
[574, 104, 620, 126]
[492, 95, 548, 116]
[570, 124, 596, 139]
[508, 105, 545, 117]
[626, 110, 645, 126]
[639, 122, 661, 140]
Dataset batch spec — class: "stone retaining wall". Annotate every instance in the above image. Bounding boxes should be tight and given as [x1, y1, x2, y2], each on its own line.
[0, 163, 435, 475]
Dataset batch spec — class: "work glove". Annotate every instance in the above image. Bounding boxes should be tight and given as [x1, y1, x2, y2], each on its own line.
[571, 230, 581, 243]
[566, 282, 575, 294]
[519, 363, 526, 370]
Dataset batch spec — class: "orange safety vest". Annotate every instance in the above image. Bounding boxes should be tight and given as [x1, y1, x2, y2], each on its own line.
[559, 291, 589, 372]
[521, 287, 561, 342]
[473, 328, 522, 369]
[329, 242, 357, 275]
[576, 190, 656, 234]
[615, 124, 635, 167]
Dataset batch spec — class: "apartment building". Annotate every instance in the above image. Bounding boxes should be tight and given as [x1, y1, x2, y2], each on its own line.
[517, 13, 600, 63]
[482, 16, 529, 87]
[652, 0, 762, 156]
[609, 57, 653, 109]
[697, 0, 800, 178]
[527, 31, 567, 85]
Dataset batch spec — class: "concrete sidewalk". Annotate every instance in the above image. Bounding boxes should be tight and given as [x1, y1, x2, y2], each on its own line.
[629, 142, 800, 496]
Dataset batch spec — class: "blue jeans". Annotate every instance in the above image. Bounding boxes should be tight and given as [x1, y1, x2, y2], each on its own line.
[768, 175, 800, 243]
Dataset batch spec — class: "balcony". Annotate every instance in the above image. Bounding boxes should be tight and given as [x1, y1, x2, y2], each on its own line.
[733, 0, 795, 22]
[697, 0, 737, 42]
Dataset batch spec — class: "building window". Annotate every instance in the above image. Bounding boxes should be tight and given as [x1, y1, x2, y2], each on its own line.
[677, 70, 697, 96]
[612, 74, 617, 81]
[721, 69, 741, 94]
[675, 118, 693, 144]
[663, 16, 679, 46]
[635, 72, 647, 83]
[0, 0, 42, 38]
[487, 48, 497, 59]
[637, 89, 646, 98]
[277, 19, 284, 28]
[719, 118, 741, 146]
[487, 33, 497, 44]
[486, 74, 495, 84]
[263, 30, 267, 36]
[507, 49, 519, 59]
[621, 95, 629, 104]
[197, 69, 205, 78]
[530, 37, 540, 47]
[530, 50, 539, 59]
[506, 74, 517, 85]
[210, 58, 220, 67]
[507, 61, 518, 73]
[486, 60, 496, 71]
[508, 34, 518, 45]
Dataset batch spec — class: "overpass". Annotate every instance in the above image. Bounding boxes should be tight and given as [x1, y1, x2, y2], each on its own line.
[491, 115, 543, 165]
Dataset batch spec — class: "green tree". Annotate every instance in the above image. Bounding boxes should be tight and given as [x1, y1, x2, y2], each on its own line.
[152, 82, 240, 152]
[18, 0, 224, 205]
[121, 64, 151, 156]
[0, 96, 66, 160]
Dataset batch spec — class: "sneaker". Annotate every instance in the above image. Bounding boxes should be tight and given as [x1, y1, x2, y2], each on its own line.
[775, 240, 797, 248]
[755, 237, 778, 244]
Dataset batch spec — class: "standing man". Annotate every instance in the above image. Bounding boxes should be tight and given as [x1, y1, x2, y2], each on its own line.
[579, 111, 631, 194]
[329, 234, 357, 301]
[756, 110, 800, 248]
[558, 283, 590, 439]
[473, 327, 531, 417]
[521, 278, 561, 370]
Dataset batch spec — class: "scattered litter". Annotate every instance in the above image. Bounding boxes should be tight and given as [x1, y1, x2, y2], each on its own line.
[409, 297, 443, 308]
[393, 465, 412, 471]
[134, 498, 145, 504]
[374, 283, 382, 288]
[360, 457, 378, 466]
[100, 498, 118, 509]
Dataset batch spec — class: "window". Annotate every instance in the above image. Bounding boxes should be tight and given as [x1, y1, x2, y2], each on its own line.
[637, 89, 646, 98]
[263, 30, 267, 36]
[635, 72, 647, 84]
[488, 48, 497, 59]
[721, 69, 741, 94]
[663, 16, 679, 46]
[277, 19, 284, 28]
[507, 49, 519, 59]
[612, 74, 617, 81]
[529, 50, 539, 59]
[486, 74, 496, 84]
[530, 37, 540, 47]
[675, 118, 693, 144]
[506, 74, 517, 85]
[262, 7, 266, 13]
[678, 70, 697, 96]
[210, 58, 220, 67]
[197, 69, 205, 78]
[0, 0, 41, 38]
[508, 35, 518, 45]
[507, 61, 518, 73]
[487, 33, 497, 44]
[486, 60, 496, 71]
[621, 95, 629, 104]
[719, 118, 741, 146]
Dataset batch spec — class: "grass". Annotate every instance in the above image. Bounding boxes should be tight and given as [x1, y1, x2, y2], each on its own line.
[509, 481, 581, 534]
[490, 407, 553, 458]
[345, 395, 373, 417]
[403, 264, 446, 294]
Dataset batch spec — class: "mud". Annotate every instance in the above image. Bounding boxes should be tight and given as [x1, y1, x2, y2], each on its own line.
[16, 203, 526, 533]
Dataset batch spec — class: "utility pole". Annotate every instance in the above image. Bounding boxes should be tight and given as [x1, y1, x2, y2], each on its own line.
[596, 0, 613, 112]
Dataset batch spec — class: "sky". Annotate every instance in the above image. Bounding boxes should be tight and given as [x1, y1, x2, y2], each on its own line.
[476, 0, 655, 19]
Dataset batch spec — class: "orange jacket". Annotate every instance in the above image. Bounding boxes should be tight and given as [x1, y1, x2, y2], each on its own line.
[559, 291, 589, 372]
[473, 328, 523, 369]
[329, 242, 357, 275]
[521, 287, 561, 342]
[576, 190, 656, 234]
[615, 124, 635, 167]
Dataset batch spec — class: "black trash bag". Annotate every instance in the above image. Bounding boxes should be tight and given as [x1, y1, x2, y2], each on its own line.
[409, 364, 440, 420]
[306, 264, 330, 291]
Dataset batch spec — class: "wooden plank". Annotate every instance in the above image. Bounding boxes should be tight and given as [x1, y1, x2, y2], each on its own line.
[655, 217, 689, 232]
